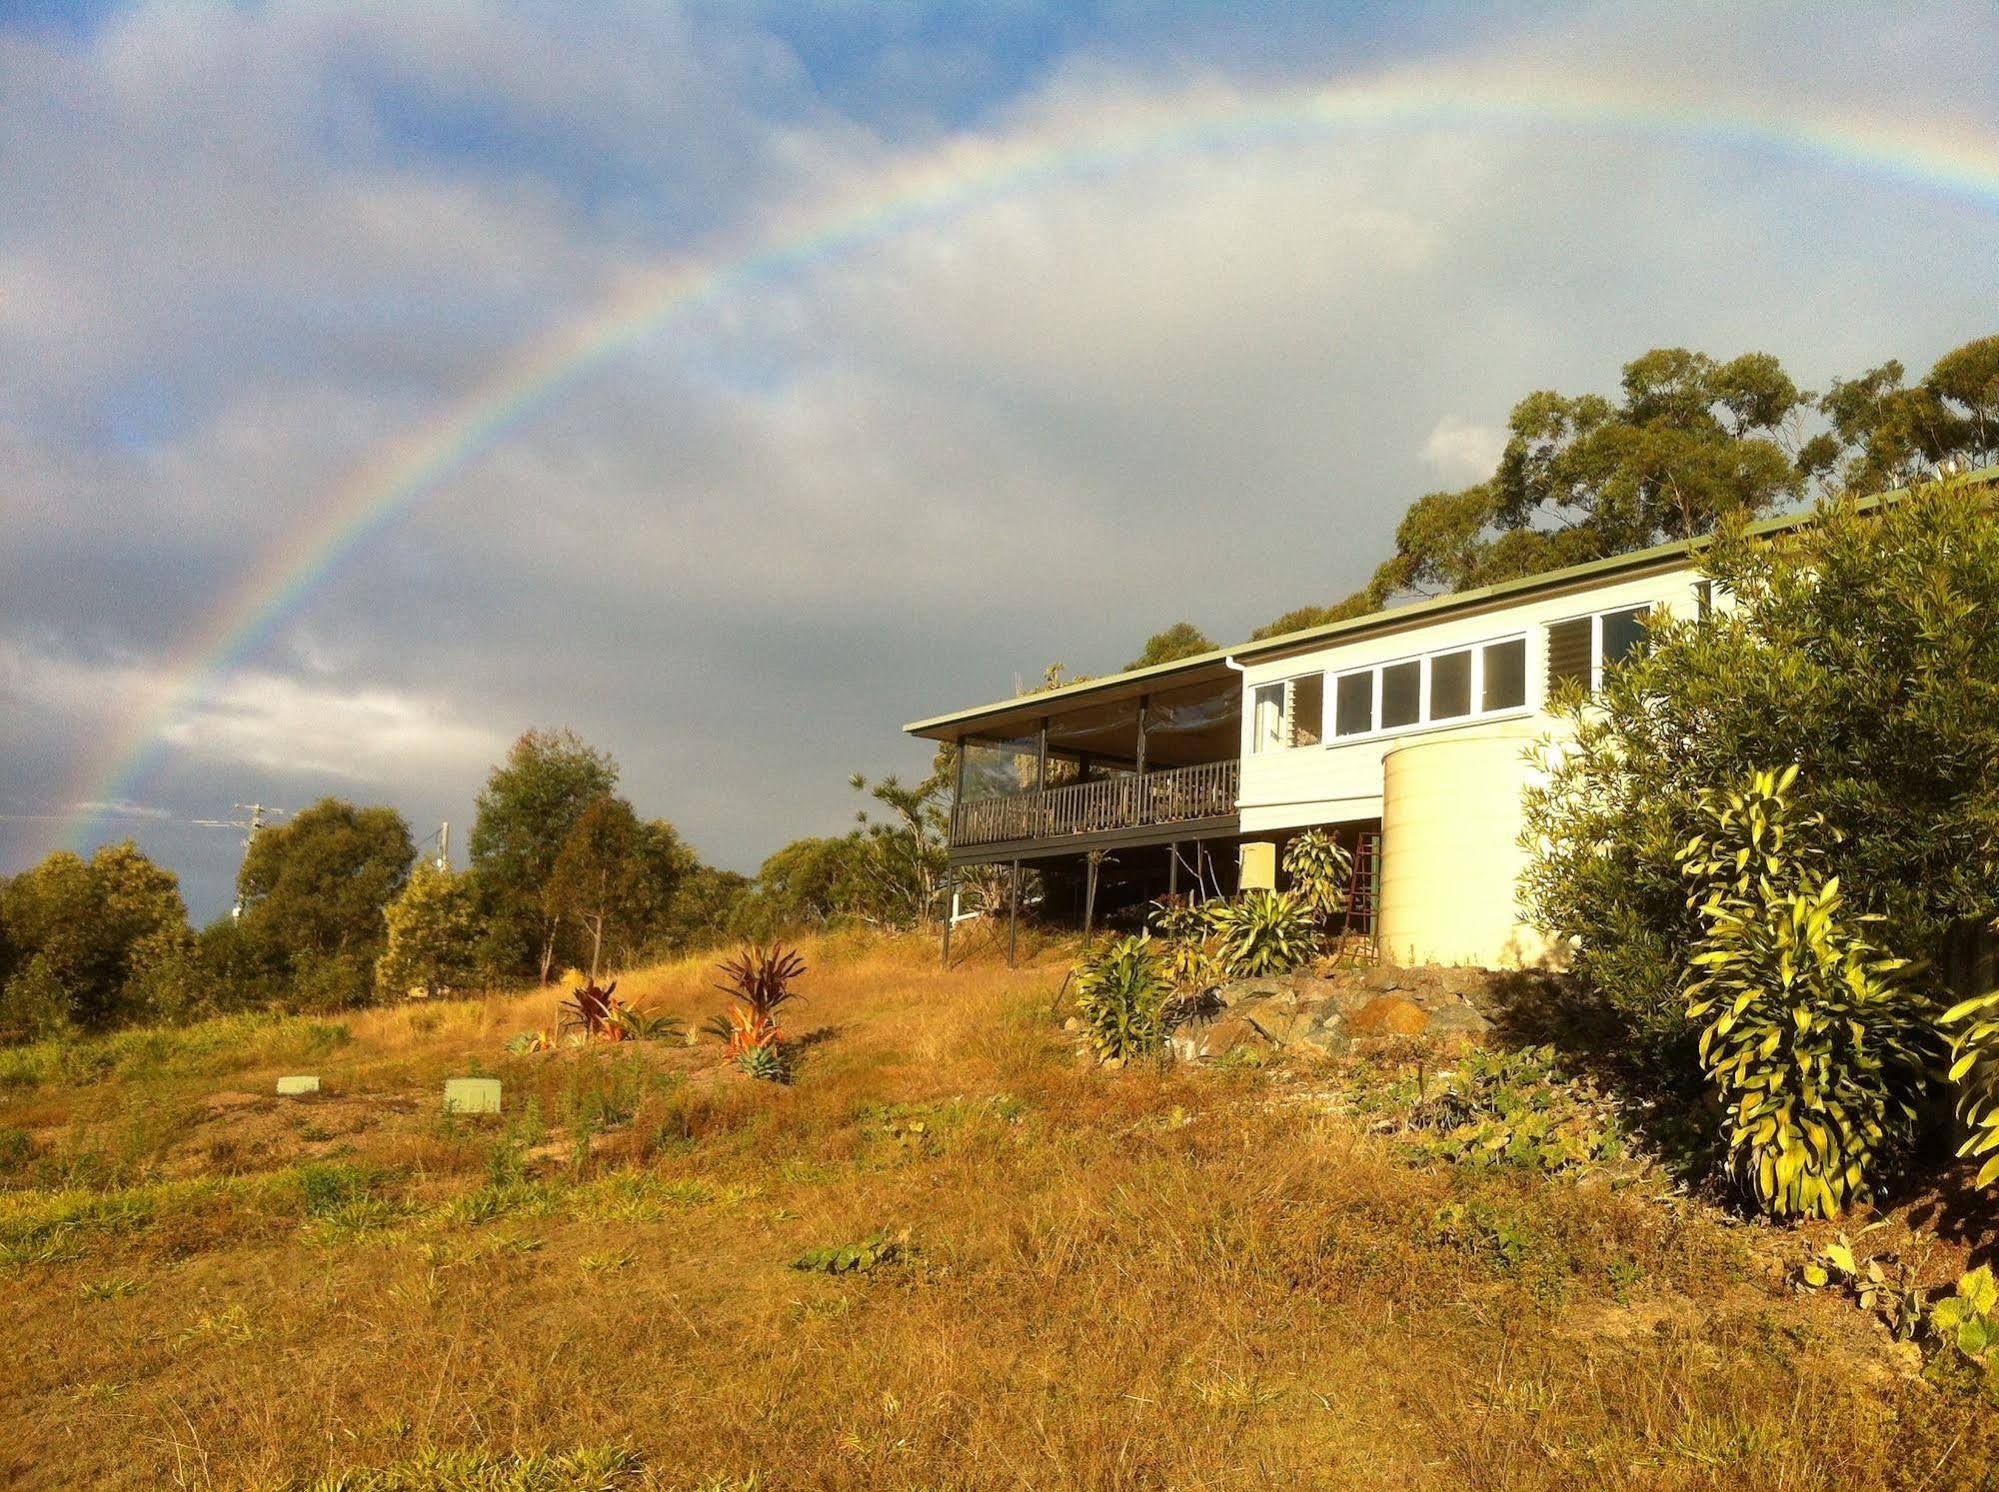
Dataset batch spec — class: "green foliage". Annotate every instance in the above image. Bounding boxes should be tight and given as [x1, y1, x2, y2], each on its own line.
[376, 862, 483, 998]
[1072, 933, 1175, 1062]
[0, 841, 191, 1036]
[1523, 476, 1999, 1086]
[1149, 898, 1224, 992]
[1680, 775, 1936, 1218]
[1205, 889, 1319, 978]
[1405, 1045, 1623, 1176]
[1941, 980, 1999, 1189]
[1794, 1228, 1924, 1340]
[1251, 333, 1998, 636]
[1818, 335, 1999, 494]
[238, 799, 413, 971]
[1930, 1265, 1999, 1389]
[790, 1230, 907, 1275]
[470, 728, 620, 982]
[303, 1444, 644, 1492]
[1125, 621, 1215, 671]
[1282, 830, 1352, 921]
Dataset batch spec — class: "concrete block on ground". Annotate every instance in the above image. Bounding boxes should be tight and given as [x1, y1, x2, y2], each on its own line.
[275, 1075, 320, 1096]
[443, 1077, 502, 1115]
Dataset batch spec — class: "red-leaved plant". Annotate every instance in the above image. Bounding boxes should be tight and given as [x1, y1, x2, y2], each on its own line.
[708, 943, 807, 1060]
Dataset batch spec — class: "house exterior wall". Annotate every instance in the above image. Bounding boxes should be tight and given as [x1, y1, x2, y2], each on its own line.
[1234, 562, 1708, 965]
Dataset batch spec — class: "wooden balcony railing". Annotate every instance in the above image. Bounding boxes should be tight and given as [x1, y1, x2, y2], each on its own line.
[950, 759, 1239, 849]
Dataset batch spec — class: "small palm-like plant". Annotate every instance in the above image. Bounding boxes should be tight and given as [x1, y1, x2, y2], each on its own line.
[1073, 933, 1176, 1062]
[709, 942, 808, 1059]
[1282, 829, 1353, 922]
[1679, 769, 1936, 1219]
[558, 980, 619, 1038]
[602, 1002, 683, 1044]
[1206, 889, 1320, 977]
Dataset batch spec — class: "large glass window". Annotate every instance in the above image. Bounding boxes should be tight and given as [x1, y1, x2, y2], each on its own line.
[1325, 634, 1529, 743]
[1251, 674, 1324, 753]
[1429, 650, 1472, 720]
[1600, 606, 1649, 666]
[1334, 671, 1374, 737]
[1380, 660, 1422, 729]
[1481, 637, 1527, 711]
[1250, 683, 1286, 754]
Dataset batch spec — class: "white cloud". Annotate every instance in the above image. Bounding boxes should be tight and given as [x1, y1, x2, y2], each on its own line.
[1419, 416, 1507, 483]
[0, 640, 503, 784]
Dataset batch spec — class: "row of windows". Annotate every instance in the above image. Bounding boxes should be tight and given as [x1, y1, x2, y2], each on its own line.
[1249, 604, 1651, 754]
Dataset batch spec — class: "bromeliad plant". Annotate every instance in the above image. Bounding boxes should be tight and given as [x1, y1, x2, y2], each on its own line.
[1073, 933, 1177, 1063]
[1679, 769, 1937, 1219]
[709, 942, 807, 1079]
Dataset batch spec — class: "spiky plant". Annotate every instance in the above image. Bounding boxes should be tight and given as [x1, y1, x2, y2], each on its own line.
[601, 1002, 683, 1044]
[1205, 889, 1320, 978]
[1282, 829, 1353, 922]
[712, 942, 808, 1057]
[1072, 933, 1176, 1062]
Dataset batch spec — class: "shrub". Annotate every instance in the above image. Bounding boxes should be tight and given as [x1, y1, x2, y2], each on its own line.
[1282, 830, 1352, 921]
[1522, 476, 1999, 1082]
[1679, 772, 1936, 1218]
[790, 1230, 907, 1275]
[1942, 977, 1999, 1188]
[1206, 889, 1319, 977]
[1073, 933, 1175, 1062]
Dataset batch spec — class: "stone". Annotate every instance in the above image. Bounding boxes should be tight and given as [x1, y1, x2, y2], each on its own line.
[275, 1075, 320, 1096]
[1424, 1001, 1494, 1041]
[1196, 1015, 1273, 1058]
[1346, 995, 1431, 1037]
[443, 1077, 502, 1115]
[1248, 1004, 1329, 1047]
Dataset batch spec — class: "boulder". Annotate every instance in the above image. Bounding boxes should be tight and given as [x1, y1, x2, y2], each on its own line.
[1346, 995, 1431, 1037]
[1424, 1001, 1494, 1042]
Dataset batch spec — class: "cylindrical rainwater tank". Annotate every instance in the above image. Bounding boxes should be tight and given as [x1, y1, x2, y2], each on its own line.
[1377, 725, 1556, 969]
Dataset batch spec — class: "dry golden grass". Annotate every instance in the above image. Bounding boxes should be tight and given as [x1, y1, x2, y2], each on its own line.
[1, 931, 1993, 1490]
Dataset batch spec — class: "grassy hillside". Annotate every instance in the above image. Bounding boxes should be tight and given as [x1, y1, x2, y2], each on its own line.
[0, 932, 1992, 1490]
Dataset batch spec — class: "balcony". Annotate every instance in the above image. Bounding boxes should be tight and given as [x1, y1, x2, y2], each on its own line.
[949, 759, 1240, 853]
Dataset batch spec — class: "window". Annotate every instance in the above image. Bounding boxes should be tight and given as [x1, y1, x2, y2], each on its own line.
[1481, 637, 1527, 711]
[1429, 650, 1472, 720]
[1250, 674, 1323, 753]
[1334, 670, 1374, 737]
[1251, 683, 1286, 754]
[1327, 633, 1529, 744]
[1289, 674, 1323, 747]
[1381, 659, 1421, 728]
[1547, 606, 1652, 694]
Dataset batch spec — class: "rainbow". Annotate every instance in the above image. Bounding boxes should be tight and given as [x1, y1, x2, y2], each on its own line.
[58, 67, 1999, 855]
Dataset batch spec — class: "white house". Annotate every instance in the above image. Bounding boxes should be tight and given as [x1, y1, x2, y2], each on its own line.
[905, 521, 1743, 968]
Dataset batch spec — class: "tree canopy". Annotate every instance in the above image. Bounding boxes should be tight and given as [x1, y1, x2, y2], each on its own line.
[1125, 622, 1216, 671]
[1247, 333, 1996, 640]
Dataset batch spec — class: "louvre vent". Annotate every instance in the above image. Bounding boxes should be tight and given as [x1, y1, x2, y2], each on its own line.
[1546, 617, 1594, 692]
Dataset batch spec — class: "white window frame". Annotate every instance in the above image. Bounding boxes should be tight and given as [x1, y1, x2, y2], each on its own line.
[1548, 605, 1650, 694]
[1248, 672, 1325, 755]
[1326, 632, 1532, 745]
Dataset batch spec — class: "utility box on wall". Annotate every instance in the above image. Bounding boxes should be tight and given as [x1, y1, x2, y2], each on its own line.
[1239, 841, 1277, 892]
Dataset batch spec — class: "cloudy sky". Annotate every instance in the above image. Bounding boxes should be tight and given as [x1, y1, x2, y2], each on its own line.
[2, 0, 1995, 920]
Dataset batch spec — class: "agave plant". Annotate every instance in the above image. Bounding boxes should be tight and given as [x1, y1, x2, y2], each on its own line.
[711, 942, 808, 1057]
[505, 1028, 555, 1056]
[1205, 889, 1320, 977]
